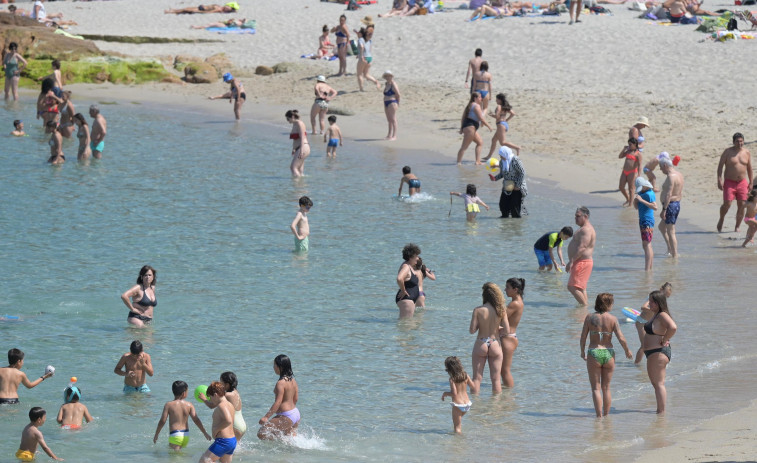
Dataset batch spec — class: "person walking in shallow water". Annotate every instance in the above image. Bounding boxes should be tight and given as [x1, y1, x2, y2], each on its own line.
[89, 105, 107, 159]
[566, 206, 595, 306]
[716, 132, 752, 233]
[489, 146, 527, 218]
[658, 157, 684, 257]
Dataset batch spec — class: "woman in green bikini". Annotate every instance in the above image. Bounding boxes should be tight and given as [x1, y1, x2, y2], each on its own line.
[579, 293, 632, 418]
[3, 42, 27, 101]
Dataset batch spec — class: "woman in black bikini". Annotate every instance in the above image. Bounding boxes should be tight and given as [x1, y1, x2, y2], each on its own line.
[395, 243, 422, 318]
[642, 289, 677, 414]
[121, 265, 157, 328]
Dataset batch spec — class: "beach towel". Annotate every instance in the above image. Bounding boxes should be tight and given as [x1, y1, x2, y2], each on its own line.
[54, 29, 85, 40]
[468, 14, 495, 20]
[206, 27, 256, 34]
[301, 53, 339, 60]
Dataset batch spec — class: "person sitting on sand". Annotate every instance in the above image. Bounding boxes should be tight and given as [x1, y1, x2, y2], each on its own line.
[165, 3, 239, 14]
[469, 1, 513, 20]
[315, 25, 335, 58]
[7, 5, 31, 17]
[402, 0, 421, 16]
[379, 0, 408, 17]
[190, 18, 255, 29]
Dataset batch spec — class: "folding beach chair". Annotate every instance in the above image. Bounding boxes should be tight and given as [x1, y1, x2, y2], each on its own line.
[736, 9, 757, 29]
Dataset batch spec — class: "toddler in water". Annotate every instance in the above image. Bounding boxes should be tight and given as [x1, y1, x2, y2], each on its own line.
[441, 356, 474, 434]
[742, 190, 757, 247]
[450, 184, 489, 221]
[11, 120, 26, 137]
[323, 115, 342, 158]
[399, 166, 421, 197]
[56, 381, 93, 430]
[291, 196, 313, 252]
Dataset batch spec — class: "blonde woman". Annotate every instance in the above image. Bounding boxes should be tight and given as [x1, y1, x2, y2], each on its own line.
[469, 282, 509, 394]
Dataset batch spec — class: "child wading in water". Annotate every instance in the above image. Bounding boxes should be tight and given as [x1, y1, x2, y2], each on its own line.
[323, 115, 343, 158]
[441, 356, 474, 434]
[57, 381, 93, 430]
[450, 184, 489, 221]
[398, 166, 421, 197]
[291, 196, 313, 252]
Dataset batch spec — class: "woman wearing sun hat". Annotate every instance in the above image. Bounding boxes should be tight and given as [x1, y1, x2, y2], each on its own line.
[382, 71, 400, 140]
[629, 116, 649, 151]
[310, 75, 337, 135]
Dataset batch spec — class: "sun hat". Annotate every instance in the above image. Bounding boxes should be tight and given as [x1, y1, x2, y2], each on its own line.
[316, 75, 326, 82]
[635, 116, 650, 127]
[361, 15, 375, 25]
[635, 177, 653, 193]
[223, 72, 233, 83]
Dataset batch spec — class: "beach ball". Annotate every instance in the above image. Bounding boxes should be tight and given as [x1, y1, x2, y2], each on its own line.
[194, 385, 208, 402]
[486, 157, 500, 173]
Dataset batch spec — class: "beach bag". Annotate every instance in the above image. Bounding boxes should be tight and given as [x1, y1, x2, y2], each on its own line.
[727, 16, 738, 30]
[349, 39, 358, 55]
[418, 6, 428, 14]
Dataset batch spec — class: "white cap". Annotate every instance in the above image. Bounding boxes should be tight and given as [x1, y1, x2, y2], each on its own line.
[635, 177, 653, 193]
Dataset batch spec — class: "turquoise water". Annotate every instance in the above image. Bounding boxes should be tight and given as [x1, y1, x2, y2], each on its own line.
[1, 97, 756, 462]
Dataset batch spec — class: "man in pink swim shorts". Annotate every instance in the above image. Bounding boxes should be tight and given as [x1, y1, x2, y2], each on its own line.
[717, 133, 753, 233]
[566, 206, 596, 306]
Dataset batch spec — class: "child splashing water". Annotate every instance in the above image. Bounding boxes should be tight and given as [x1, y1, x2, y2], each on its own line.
[441, 356, 474, 434]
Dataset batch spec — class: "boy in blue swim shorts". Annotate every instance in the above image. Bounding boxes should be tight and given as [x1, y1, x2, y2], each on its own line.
[533, 226, 573, 272]
[323, 115, 343, 158]
[198, 382, 237, 463]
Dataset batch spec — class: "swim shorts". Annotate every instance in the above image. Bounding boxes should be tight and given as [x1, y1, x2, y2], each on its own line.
[567, 259, 593, 290]
[15, 449, 34, 462]
[534, 248, 551, 267]
[123, 384, 151, 394]
[295, 236, 309, 252]
[664, 201, 680, 225]
[723, 178, 749, 202]
[208, 437, 237, 457]
[640, 220, 654, 242]
[0, 398, 20, 404]
[169, 429, 190, 448]
[408, 179, 421, 189]
[90, 140, 105, 153]
[327, 138, 339, 147]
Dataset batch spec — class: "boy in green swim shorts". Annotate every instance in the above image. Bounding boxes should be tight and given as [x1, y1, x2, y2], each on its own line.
[153, 381, 211, 450]
[291, 196, 313, 252]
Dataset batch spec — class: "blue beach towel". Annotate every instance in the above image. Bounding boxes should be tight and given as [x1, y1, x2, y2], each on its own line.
[205, 27, 256, 34]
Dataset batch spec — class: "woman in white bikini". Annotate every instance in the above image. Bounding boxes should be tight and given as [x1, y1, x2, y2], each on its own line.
[469, 282, 509, 394]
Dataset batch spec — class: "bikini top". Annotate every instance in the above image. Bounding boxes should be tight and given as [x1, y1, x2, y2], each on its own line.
[477, 71, 490, 84]
[644, 312, 662, 335]
[467, 103, 479, 122]
[335, 30, 347, 38]
[383, 84, 395, 97]
[77, 127, 87, 139]
[136, 287, 157, 307]
[289, 133, 300, 140]
[626, 152, 638, 162]
[48, 137, 56, 147]
[637, 134, 645, 143]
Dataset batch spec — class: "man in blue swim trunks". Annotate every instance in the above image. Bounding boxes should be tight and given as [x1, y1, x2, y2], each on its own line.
[114, 340, 153, 394]
[198, 381, 237, 462]
[658, 158, 684, 258]
[89, 105, 107, 159]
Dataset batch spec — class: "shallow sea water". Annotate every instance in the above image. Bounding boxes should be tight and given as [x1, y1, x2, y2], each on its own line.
[1, 98, 756, 462]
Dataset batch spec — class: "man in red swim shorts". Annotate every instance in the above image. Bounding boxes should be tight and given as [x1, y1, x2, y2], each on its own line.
[566, 206, 596, 306]
[717, 132, 753, 233]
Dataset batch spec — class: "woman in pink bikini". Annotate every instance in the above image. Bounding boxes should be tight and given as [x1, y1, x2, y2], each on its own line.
[618, 137, 642, 207]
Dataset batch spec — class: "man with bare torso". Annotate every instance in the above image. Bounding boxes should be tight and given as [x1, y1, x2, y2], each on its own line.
[566, 206, 596, 306]
[717, 133, 752, 232]
[465, 49, 482, 93]
[114, 340, 153, 393]
[659, 158, 684, 257]
[89, 105, 107, 159]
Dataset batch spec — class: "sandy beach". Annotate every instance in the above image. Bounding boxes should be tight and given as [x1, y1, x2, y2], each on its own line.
[4, 0, 757, 459]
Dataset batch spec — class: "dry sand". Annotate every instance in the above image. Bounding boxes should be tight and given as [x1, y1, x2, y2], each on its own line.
[10, 0, 757, 458]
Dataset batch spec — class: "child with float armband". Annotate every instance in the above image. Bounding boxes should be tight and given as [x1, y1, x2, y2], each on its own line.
[57, 378, 93, 430]
[441, 356, 474, 434]
[450, 184, 489, 221]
